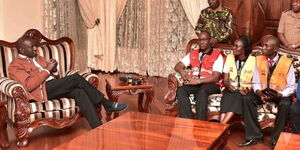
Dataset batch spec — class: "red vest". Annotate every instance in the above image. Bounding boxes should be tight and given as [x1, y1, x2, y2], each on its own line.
[189, 49, 224, 86]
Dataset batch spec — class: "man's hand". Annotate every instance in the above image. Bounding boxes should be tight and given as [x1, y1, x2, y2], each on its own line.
[224, 81, 236, 92]
[184, 78, 200, 85]
[240, 87, 252, 95]
[180, 71, 191, 82]
[256, 90, 271, 102]
[285, 44, 294, 49]
[46, 59, 58, 73]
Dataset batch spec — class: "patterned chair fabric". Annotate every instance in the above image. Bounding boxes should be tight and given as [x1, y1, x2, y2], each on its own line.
[0, 29, 100, 147]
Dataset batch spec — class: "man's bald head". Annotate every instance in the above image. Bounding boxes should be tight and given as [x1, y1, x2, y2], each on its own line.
[16, 36, 38, 58]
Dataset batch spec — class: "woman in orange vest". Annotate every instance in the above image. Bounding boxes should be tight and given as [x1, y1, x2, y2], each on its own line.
[220, 36, 254, 124]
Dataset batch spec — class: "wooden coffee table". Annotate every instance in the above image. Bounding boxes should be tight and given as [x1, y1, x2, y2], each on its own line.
[54, 112, 229, 150]
[275, 132, 300, 150]
[105, 79, 154, 121]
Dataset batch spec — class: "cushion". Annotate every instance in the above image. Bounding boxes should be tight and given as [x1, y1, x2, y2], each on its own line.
[29, 98, 76, 113]
[28, 98, 79, 123]
[29, 107, 79, 123]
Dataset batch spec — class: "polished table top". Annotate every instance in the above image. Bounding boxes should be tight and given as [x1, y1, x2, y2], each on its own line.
[275, 132, 300, 150]
[54, 112, 229, 150]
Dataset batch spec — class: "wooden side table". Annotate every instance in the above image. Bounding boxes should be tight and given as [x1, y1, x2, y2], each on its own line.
[105, 79, 154, 121]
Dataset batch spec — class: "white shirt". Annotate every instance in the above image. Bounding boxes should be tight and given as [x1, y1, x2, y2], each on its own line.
[252, 54, 295, 97]
[180, 52, 224, 73]
[19, 54, 54, 82]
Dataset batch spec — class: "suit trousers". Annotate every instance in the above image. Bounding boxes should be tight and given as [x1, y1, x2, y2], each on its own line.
[176, 83, 220, 120]
[46, 73, 113, 129]
[290, 100, 300, 134]
[243, 92, 291, 142]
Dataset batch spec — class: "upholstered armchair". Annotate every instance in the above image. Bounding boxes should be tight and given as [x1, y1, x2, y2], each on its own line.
[164, 38, 299, 129]
[0, 29, 100, 147]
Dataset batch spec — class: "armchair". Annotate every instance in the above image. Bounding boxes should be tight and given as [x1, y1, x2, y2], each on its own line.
[0, 29, 100, 148]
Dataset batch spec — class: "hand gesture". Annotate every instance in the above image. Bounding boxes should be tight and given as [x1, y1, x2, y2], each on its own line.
[180, 70, 191, 82]
[240, 87, 252, 95]
[224, 81, 236, 92]
[256, 90, 271, 102]
[184, 77, 200, 85]
[46, 59, 58, 73]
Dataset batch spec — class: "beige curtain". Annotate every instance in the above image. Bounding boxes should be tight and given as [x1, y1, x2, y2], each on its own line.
[180, 0, 209, 28]
[78, 0, 127, 72]
[43, 0, 88, 71]
[116, 0, 196, 77]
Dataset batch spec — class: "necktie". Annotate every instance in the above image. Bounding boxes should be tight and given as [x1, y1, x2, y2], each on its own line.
[268, 59, 274, 67]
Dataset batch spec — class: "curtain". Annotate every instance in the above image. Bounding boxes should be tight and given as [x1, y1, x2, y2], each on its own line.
[180, 0, 209, 28]
[78, 0, 127, 72]
[43, 0, 88, 71]
[116, 0, 196, 77]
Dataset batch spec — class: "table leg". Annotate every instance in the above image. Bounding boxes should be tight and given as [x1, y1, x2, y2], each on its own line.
[144, 89, 154, 113]
[138, 93, 144, 112]
[0, 106, 9, 148]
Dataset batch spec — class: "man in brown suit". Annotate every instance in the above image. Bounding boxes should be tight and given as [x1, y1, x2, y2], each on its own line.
[8, 36, 128, 129]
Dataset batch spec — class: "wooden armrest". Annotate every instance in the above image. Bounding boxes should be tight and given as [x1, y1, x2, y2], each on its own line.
[0, 77, 30, 123]
[164, 74, 179, 105]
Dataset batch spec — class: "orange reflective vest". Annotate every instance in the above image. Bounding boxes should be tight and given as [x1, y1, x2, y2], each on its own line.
[256, 55, 292, 91]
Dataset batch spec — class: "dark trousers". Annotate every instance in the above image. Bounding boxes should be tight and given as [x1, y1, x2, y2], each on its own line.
[46, 73, 113, 129]
[290, 100, 300, 134]
[243, 92, 291, 142]
[176, 83, 220, 120]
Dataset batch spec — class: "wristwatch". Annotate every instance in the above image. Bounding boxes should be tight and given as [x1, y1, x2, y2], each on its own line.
[292, 44, 296, 49]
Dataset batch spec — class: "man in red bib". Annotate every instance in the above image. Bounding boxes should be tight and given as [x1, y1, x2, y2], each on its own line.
[174, 31, 224, 120]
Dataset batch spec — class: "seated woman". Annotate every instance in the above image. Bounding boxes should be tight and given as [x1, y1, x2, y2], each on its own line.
[220, 36, 254, 124]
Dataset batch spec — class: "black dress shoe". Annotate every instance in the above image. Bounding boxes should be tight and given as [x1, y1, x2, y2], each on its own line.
[108, 102, 128, 112]
[270, 141, 276, 149]
[239, 137, 264, 147]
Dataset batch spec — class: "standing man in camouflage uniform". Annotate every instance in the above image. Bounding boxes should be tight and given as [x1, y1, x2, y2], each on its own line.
[195, 0, 233, 44]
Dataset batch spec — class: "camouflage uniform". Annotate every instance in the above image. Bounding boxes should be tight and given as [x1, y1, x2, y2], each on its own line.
[195, 6, 233, 43]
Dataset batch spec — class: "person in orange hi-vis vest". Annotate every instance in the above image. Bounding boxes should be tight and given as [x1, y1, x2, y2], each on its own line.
[239, 35, 295, 149]
[174, 31, 225, 121]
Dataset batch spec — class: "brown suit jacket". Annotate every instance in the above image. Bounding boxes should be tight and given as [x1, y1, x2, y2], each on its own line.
[8, 55, 50, 102]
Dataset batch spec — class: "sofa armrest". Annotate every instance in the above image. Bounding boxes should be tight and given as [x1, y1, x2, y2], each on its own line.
[65, 70, 99, 88]
[80, 72, 99, 88]
[164, 74, 179, 104]
[0, 77, 28, 99]
[0, 77, 30, 123]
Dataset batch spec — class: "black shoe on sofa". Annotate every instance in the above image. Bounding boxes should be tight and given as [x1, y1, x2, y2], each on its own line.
[239, 137, 264, 147]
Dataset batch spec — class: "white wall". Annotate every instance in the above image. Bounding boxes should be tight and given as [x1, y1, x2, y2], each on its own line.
[0, 0, 43, 42]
